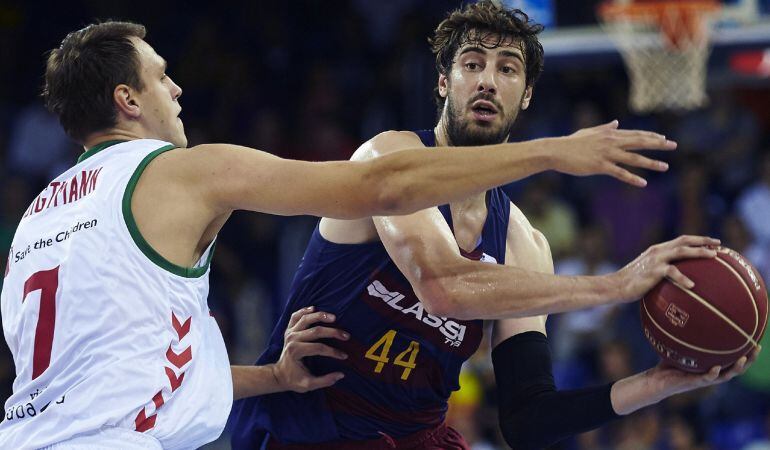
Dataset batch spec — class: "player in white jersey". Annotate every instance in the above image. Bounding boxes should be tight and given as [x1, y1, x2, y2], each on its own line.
[0, 21, 688, 448]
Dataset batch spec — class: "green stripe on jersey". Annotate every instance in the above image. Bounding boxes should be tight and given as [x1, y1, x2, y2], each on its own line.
[122, 145, 216, 278]
[78, 140, 127, 163]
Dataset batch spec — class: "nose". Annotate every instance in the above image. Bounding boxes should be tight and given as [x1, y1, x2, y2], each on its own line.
[477, 66, 497, 95]
[169, 77, 182, 100]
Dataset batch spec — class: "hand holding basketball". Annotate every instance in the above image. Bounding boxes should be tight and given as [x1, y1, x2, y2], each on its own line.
[640, 246, 768, 372]
[613, 235, 721, 303]
[647, 346, 761, 397]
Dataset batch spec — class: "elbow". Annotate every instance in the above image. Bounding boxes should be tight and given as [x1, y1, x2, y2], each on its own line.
[373, 182, 406, 216]
[414, 275, 469, 320]
[499, 415, 546, 450]
[365, 157, 417, 216]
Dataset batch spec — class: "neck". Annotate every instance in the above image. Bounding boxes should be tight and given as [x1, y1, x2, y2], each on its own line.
[434, 117, 451, 147]
[433, 117, 494, 208]
[82, 128, 145, 152]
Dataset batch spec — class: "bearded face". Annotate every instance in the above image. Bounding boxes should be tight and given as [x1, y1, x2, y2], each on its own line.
[444, 82, 525, 147]
[438, 34, 532, 147]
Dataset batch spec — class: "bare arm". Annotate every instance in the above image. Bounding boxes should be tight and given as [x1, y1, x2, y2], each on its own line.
[490, 222, 758, 449]
[159, 122, 674, 221]
[492, 206, 553, 346]
[132, 122, 676, 268]
[376, 198, 719, 319]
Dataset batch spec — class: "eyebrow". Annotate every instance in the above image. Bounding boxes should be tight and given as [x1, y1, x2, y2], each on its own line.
[160, 58, 168, 72]
[459, 46, 486, 57]
[499, 50, 525, 65]
[459, 46, 525, 65]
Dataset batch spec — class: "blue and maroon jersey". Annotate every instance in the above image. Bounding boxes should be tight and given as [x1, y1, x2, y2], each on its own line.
[228, 130, 512, 448]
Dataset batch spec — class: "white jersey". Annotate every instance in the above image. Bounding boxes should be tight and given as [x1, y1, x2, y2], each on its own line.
[0, 139, 232, 449]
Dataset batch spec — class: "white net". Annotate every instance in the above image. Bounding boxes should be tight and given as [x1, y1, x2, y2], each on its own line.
[599, 2, 721, 113]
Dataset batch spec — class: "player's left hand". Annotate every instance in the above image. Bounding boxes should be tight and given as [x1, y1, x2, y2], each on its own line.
[272, 306, 350, 393]
[649, 346, 761, 397]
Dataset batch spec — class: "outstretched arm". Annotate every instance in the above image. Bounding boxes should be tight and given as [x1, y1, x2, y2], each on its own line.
[160, 121, 674, 221]
[376, 198, 719, 319]
[491, 217, 759, 449]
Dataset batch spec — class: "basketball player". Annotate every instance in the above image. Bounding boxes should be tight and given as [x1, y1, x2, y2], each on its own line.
[229, 3, 758, 449]
[0, 20, 682, 449]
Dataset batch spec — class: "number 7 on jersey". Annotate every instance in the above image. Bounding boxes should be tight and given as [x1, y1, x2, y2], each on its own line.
[22, 266, 60, 380]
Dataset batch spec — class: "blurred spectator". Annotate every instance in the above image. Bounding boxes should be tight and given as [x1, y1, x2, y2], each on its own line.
[552, 224, 619, 363]
[6, 103, 76, 182]
[666, 413, 709, 450]
[743, 412, 770, 450]
[2, 3, 770, 449]
[672, 92, 760, 195]
[675, 156, 726, 237]
[737, 149, 770, 247]
[591, 180, 668, 264]
[721, 214, 770, 288]
[612, 409, 663, 450]
[519, 176, 578, 259]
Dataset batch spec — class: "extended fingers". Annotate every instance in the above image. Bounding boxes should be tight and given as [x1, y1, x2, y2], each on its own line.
[613, 130, 677, 151]
[612, 150, 669, 172]
[607, 163, 647, 187]
[671, 235, 721, 248]
[664, 265, 695, 289]
[663, 245, 718, 262]
[701, 365, 721, 383]
[748, 345, 762, 364]
[717, 356, 749, 382]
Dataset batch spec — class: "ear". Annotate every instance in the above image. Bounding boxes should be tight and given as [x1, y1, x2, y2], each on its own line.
[520, 86, 533, 110]
[113, 84, 141, 119]
[438, 74, 448, 99]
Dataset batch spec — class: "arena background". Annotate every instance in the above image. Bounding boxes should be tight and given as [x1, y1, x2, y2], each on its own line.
[1, 0, 769, 448]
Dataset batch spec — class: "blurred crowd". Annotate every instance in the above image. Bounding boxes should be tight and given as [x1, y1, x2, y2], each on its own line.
[1, 1, 769, 449]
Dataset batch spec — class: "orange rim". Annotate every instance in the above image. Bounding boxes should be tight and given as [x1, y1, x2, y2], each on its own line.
[598, 0, 722, 49]
[598, 0, 721, 20]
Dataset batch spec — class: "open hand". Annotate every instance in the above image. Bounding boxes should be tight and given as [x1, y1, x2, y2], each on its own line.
[551, 120, 676, 187]
[272, 306, 350, 393]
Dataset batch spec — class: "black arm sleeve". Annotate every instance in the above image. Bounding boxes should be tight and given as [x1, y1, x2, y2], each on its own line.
[491, 331, 621, 450]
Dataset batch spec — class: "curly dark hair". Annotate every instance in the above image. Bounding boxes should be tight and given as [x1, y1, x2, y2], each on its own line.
[43, 21, 147, 143]
[429, 1, 544, 110]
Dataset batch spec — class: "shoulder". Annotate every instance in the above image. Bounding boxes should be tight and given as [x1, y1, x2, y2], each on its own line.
[351, 130, 424, 161]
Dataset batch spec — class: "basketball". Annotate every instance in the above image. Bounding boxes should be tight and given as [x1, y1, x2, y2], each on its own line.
[641, 247, 769, 373]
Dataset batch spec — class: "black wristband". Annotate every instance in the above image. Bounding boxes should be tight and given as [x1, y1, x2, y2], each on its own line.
[492, 331, 620, 450]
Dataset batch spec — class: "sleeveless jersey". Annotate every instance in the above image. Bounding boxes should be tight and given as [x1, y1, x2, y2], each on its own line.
[229, 130, 511, 448]
[0, 139, 232, 449]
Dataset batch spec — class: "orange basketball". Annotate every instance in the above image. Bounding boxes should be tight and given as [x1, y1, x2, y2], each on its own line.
[640, 247, 769, 373]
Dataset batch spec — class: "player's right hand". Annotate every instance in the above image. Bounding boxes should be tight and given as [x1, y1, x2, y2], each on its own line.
[612, 235, 721, 303]
[549, 120, 676, 187]
[272, 306, 350, 393]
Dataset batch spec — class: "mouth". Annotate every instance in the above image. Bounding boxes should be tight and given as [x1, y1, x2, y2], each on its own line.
[470, 100, 499, 122]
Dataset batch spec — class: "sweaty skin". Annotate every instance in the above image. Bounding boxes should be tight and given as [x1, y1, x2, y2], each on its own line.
[81, 36, 694, 399]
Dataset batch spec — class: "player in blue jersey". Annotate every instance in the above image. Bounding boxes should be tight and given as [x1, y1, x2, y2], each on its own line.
[229, 2, 758, 449]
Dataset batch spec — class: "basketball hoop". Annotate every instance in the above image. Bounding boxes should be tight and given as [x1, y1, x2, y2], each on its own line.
[598, 0, 722, 113]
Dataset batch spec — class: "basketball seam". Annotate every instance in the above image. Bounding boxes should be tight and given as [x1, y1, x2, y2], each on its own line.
[670, 280, 759, 349]
[642, 301, 747, 355]
[714, 256, 759, 337]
